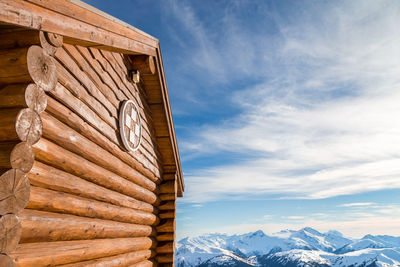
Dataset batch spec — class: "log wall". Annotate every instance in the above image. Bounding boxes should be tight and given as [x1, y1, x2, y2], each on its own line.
[0, 28, 178, 267]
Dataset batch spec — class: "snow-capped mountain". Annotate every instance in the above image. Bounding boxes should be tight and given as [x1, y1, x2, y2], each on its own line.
[176, 228, 400, 267]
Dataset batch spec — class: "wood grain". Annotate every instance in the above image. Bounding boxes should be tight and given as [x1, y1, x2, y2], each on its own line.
[19, 209, 154, 243]
[33, 138, 158, 204]
[0, 213, 22, 253]
[0, 169, 30, 215]
[59, 250, 154, 267]
[11, 237, 155, 266]
[0, 84, 47, 113]
[27, 186, 158, 226]
[28, 161, 155, 213]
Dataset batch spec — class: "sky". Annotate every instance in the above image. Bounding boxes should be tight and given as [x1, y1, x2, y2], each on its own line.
[84, 0, 400, 240]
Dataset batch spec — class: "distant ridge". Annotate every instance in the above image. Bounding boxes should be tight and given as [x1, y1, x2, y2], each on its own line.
[176, 227, 400, 267]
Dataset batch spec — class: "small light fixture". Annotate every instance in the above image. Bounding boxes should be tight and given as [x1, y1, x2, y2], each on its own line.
[130, 69, 140, 83]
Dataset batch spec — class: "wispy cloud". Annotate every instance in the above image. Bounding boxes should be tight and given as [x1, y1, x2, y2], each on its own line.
[176, 0, 400, 203]
[339, 202, 376, 207]
[177, 204, 400, 240]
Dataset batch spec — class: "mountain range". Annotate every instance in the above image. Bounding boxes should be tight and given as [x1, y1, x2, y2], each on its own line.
[175, 227, 400, 267]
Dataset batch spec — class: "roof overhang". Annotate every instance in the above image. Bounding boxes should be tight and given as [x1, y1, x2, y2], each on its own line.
[0, 0, 184, 196]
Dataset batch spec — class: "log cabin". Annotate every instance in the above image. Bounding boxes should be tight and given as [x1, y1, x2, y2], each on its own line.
[0, 0, 184, 266]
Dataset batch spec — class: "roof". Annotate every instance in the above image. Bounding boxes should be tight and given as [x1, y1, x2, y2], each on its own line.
[0, 0, 184, 196]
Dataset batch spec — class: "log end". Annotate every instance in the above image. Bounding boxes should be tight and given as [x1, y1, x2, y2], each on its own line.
[24, 84, 47, 114]
[0, 214, 22, 254]
[27, 46, 57, 92]
[0, 169, 30, 215]
[44, 33, 63, 48]
[0, 254, 13, 267]
[15, 109, 42, 144]
[10, 142, 35, 173]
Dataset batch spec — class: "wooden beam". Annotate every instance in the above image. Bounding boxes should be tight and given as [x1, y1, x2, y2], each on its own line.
[0, 0, 157, 55]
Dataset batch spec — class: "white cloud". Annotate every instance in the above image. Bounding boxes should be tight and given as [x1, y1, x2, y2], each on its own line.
[179, 0, 400, 203]
[339, 202, 376, 207]
[177, 206, 400, 240]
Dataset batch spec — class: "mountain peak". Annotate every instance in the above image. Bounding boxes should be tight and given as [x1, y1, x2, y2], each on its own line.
[250, 230, 266, 237]
[326, 230, 343, 237]
[301, 227, 321, 236]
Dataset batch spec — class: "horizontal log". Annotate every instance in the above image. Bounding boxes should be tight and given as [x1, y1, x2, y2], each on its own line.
[0, 30, 62, 55]
[27, 186, 158, 225]
[159, 181, 175, 194]
[0, 46, 57, 91]
[46, 95, 160, 181]
[41, 112, 156, 192]
[0, 169, 30, 215]
[33, 138, 158, 204]
[131, 55, 156, 75]
[11, 237, 155, 267]
[0, 142, 34, 173]
[156, 234, 174, 242]
[156, 220, 174, 233]
[59, 250, 154, 267]
[0, 108, 42, 144]
[159, 211, 174, 219]
[130, 259, 155, 267]
[156, 243, 174, 254]
[159, 194, 175, 201]
[19, 209, 154, 243]
[156, 254, 173, 263]
[28, 161, 155, 213]
[0, 84, 47, 113]
[158, 201, 175, 211]
[0, 254, 13, 267]
[0, 214, 22, 253]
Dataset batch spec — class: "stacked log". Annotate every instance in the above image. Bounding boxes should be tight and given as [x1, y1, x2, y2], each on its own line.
[0, 30, 61, 266]
[1, 30, 170, 266]
[156, 179, 177, 266]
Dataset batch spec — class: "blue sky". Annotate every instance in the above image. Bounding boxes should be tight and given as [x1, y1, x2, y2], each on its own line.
[84, 0, 400, 240]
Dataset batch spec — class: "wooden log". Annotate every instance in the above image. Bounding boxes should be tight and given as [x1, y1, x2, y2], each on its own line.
[45, 95, 161, 182]
[159, 181, 175, 194]
[156, 220, 174, 233]
[55, 59, 117, 128]
[0, 84, 47, 113]
[41, 112, 157, 192]
[0, 254, 13, 267]
[156, 234, 174, 242]
[11, 237, 155, 267]
[0, 214, 22, 254]
[131, 55, 156, 75]
[27, 186, 158, 226]
[159, 211, 174, 219]
[19, 209, 154, 243]
[156, 243, 173, 254]
[33, 138, 158, 204]
[159, 194, 175, 201]
[55, 47, 117, 117]
[130, 259, 155, 267]
[0, 169, 30, 215]
[59, 250, 154, 267]
[158, 201, 175, 211]
[0, 30, 63, 55]
[63, 44, 120, 106]
[0, 108, 42, 144]
[156, 254, 173, 264]
[0, 142, 34, 173]
[28, 161, 155, 213]
[0, 46, 57, 91]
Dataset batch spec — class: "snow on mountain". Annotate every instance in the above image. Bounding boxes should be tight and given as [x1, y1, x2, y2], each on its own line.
[176, 228, 400, 267]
